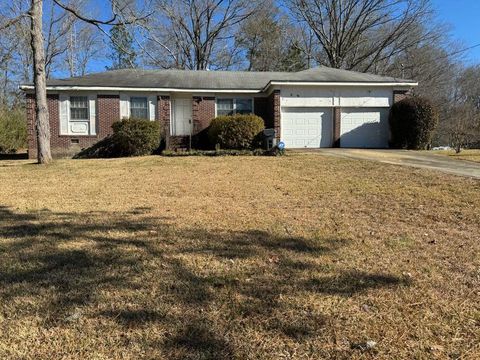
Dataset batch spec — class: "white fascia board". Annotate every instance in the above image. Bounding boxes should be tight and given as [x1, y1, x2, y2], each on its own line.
[263, 81, 418, 92]
[19, 85, 262, 93]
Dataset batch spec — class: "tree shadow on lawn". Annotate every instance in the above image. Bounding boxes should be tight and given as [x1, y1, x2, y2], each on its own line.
[0, 205, 411, 358]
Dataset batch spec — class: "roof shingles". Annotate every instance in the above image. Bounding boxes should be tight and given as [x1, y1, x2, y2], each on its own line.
[41, 67, 416, 90]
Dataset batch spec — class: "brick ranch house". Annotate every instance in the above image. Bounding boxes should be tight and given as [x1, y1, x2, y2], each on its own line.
[20, 67, 417, 158]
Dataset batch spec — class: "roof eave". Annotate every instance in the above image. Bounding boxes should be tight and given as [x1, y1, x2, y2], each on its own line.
[19, 80, 419, 93]
[19, 85, 263, 93]
[262, 80, 418, 92]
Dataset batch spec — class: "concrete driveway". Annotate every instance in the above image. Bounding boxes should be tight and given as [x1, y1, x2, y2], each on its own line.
[316, 149, 480, 179]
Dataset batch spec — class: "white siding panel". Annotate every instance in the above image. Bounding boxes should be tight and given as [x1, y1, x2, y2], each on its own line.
[120, 93, 130, 118]
[88, 94, 96, 135]
[148, 95, 156, 121]
[280, 87, 334, 107]
[339, 88, 392, 107]
[279, 86, 393, 108]
[59, 94, 69, 135]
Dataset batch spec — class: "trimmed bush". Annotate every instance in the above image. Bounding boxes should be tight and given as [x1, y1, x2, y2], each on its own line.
[75, 118, 161, 158]
[389, 97, 438, 150]
[0, 107, 27, 153]
[208, 114, 264, 149]
[111, 117, 161, 156]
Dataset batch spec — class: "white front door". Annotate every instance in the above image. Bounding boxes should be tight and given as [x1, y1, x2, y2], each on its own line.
[281, 107, 333, 148]
[172, 98, 193, 136]
[340, 108, 390, 148]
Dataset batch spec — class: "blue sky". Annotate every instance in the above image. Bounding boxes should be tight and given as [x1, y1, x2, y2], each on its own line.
[82, 0, 480, 73]
[432, 0, 480, 63]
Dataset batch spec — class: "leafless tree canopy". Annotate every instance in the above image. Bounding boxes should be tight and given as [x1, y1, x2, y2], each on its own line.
[287, 0, 436, 72]
[145, 0, 258, 70]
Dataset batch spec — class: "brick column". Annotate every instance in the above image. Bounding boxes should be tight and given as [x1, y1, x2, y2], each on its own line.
[158, 96, 171, 148]
[333, 107, 341, 147]
[97, 94, 120, 137]
[192, 96, 215, 134]
[267, 90, 281, 141]
[26, 93, 60, 159]
[26, 93, 37, 159]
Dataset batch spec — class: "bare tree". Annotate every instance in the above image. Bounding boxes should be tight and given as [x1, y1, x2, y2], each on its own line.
[65, 21, 103, 76]
[44, 2, 74, 78]
[443, 65, 480, 151]
[287, 0, 436, 72]
[30, 0, 52, 163]
[146, 0, 258, 70]
[235, 0, 288, 71]
[2, 0, 150, 163]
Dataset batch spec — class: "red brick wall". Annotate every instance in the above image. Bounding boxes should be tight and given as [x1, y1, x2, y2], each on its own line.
[267, 90, 281, 141]
[192, 96, 215, 134]
[158, 96, 171, 147]
[26, 93, 37, 159]
[26, 93, 120, 159]
[27, 92, 281, 155]
[393, 90, 411, 103]
[97, 94, 120, 138]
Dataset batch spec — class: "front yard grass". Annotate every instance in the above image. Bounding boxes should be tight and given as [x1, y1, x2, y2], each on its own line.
[0, 153, 479, 359]
[432, 149, 480, 163]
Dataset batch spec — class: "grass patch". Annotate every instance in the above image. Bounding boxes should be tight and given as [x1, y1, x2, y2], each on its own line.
[432, 149, 480, 163]
[0, 153, 479, 359]
[161, 148, 281, 157]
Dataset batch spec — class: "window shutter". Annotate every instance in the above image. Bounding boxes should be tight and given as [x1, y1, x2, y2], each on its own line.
[148, 95, 156, 121]
[88, 94, 96, 135]
[59, 94, 69, 135]
[120, 93, 130, 118]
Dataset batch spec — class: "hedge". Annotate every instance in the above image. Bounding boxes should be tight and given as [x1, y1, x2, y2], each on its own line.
[389, 97, 438, 150]
[208, 114, 264, 149]
[75, 118, 161, 158]
[0, 107, 27, 153]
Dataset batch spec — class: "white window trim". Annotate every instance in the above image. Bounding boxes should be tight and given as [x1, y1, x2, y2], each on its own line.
[69, 96, 89, 122]
[129, 96, 149, 119]
[60, 93, 96, 136]
[215, 96, 254, 117]
[121, 93, 156, 121]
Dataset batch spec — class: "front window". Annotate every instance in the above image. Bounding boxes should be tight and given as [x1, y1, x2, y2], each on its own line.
[70, 96, 89, 120]
[130, 97, 148, 119]
[217, 98, 253, 116]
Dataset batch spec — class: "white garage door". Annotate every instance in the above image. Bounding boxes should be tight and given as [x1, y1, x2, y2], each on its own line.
[281, 108, 333, 148]
[340, 108, 390, 148]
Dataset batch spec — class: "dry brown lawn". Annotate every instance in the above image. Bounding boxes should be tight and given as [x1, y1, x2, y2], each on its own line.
[0, 153, 479, 359]
[433, 149, 480, 163]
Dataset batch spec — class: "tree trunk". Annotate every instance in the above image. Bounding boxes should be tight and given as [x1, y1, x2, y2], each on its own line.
[30, 0, 52, 164]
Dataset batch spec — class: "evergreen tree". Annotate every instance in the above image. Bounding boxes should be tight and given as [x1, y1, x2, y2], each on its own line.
[279, 41, 307, 72]
[108, 24, 136, 69]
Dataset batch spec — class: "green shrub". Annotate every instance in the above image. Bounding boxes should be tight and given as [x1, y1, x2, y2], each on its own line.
[208, 114, 264, 149]
[0, 107, 27, 153]
[75, 118, 161, 158]
[111, 117, 161, 156]
[161, 147, 285, 157]
[389, 97, 438, 149]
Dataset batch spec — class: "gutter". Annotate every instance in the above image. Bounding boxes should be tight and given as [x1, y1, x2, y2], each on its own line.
[262, 81, 418, 92]
[19, 85, 262, 94]
[19, 81, 418, 94]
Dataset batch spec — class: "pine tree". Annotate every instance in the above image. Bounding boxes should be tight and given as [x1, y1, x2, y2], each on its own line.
[108, 24, 136, 69]
[279, 42, 307, 72]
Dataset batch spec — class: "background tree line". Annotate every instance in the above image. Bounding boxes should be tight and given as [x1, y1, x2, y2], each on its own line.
[0, 0, 479, 158]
